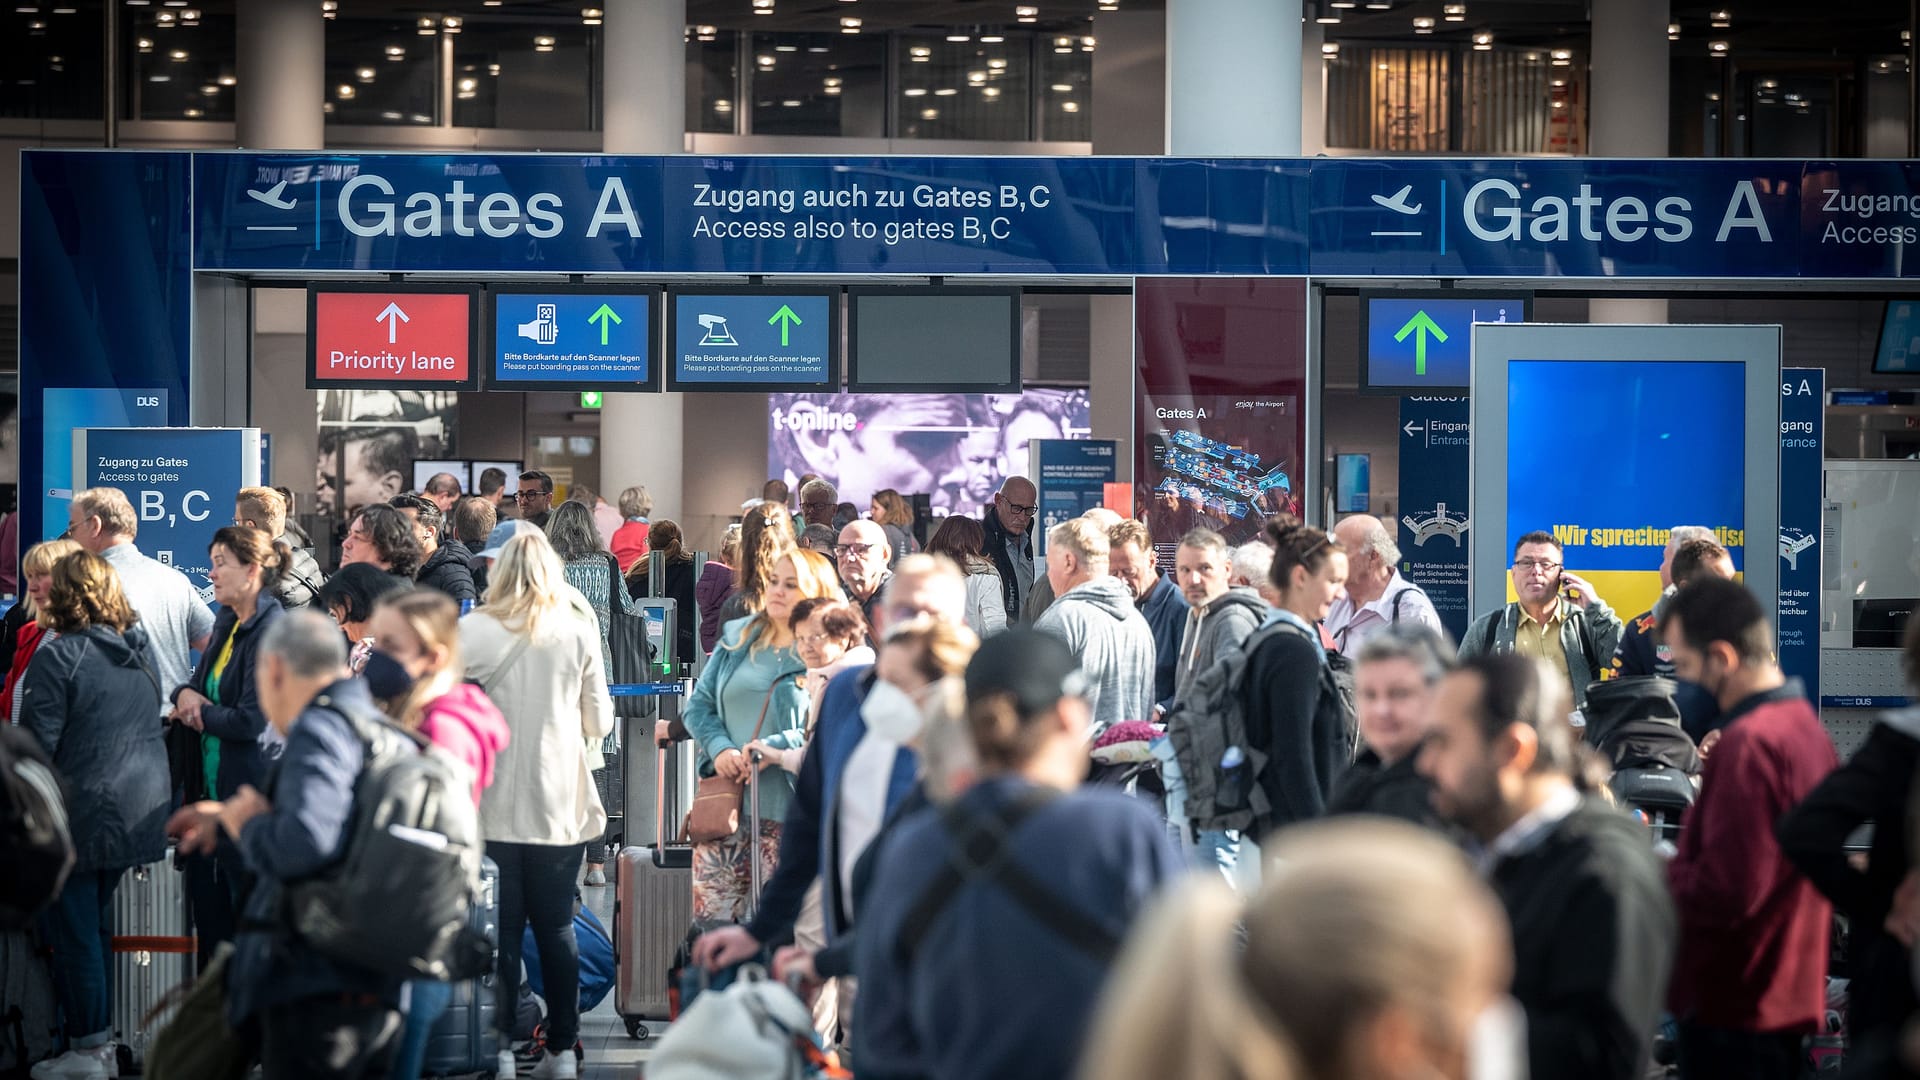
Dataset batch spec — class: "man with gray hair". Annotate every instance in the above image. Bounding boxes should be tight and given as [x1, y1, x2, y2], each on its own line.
[1325, 513, 1444, 656]
[1658, 525, 1716, 591]
[166, 611, 403, 1076]
[1228, 541, 1282, 608]
[1171, 528, 1267, 707]
[1033, 517, 1155, 732]
[798, 478, 840, 529]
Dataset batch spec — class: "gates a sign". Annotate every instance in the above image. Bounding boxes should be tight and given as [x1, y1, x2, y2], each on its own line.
[308, 285, 477, 390]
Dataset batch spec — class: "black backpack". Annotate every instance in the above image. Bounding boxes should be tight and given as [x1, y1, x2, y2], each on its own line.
[0, 727, 74, 930]
[1271, 619, 1360, 760]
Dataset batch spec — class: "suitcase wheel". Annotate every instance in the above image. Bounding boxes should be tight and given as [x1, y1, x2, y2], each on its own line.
[624, 1017, 652, 1041]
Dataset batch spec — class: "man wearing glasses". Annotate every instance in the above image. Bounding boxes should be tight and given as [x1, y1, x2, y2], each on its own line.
[834, 519, 894, 641]
[981, 476, 1038, 626]
[1459, 530, 1623, 711]
[514, 470, 555, 529]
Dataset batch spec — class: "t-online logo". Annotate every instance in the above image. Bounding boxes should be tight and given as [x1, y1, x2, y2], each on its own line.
[772, 405, 859, 433]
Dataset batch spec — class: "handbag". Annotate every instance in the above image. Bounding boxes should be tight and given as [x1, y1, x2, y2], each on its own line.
[143, 943, 250, 1080]
[604, 552, 654, 719]
[683, 674, 799, 844]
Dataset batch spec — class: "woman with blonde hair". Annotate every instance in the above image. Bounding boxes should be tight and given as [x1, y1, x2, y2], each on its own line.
[0, 536, 82, 720]
[683, 545, 840, 923]
[1080, 818, 1517, 1080]
[461, 528, 612, 1079]
[869, 488, 919, 569]
[18, 551, 170, 1079]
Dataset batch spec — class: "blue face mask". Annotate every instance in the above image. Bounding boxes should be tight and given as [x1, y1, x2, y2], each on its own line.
[362, 648, 416, 702]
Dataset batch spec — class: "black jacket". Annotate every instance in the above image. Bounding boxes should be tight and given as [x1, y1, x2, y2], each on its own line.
[1777, 714, 1920, 1048]
[1242, 625, 1345, 838]
[18, 624, 170, 874]
[273, 535, 326, 611]
[170, 595, 286, 802]
[1490, 798, 1676, 1080]
[980, 509, 1032, 626]
[1326, 746, 1437, 827]
[415, 539, 477, 603]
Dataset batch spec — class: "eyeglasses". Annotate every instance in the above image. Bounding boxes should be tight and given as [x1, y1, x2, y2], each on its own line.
[999, 499, 1038, 516]
[514, 490, 550, 502]
[1513, 558, 1563, 573]
[796, 632, 838, 647]
[833, 543, 877, 558]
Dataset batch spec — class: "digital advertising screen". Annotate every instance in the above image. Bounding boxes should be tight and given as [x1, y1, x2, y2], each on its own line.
[412, 460, 470, 494]
[308, 285, 478, 391]
[767, 388, 1089, 517]
[1139, 394, 1302, 549]
[1876, 300, 1920, 375]
[667, 288, 838, 392]
[1336, 453, 1371, 513]
[847, 288, 1021, 393]
[489, 286, 660, 392]
[1360, 291, 1531, 394]
[1505, 359, 1747, 619]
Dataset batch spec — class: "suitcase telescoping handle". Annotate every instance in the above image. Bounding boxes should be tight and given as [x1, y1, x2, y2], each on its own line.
[654, 719, 677, 851]
[746, 748, 764, 916]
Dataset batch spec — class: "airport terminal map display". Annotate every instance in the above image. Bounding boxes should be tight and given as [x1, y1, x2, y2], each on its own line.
[1140, 395, 1302, 549]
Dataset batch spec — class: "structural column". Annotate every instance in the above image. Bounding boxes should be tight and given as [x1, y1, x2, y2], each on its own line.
[1167, 0, 1303, 155]
[235, 0, 324, 150]
[1588, 0, 1670, 323]
[601, 0, 687, 524]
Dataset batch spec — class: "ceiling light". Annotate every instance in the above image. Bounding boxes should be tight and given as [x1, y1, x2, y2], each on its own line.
[218, 74, 235, 86]
[1905, 29, 1913, 44]
[910, 46, 930, 60]
[1015, 5, 1038, 23]
[534, 35, 555, 51]
[336, 84, 354, 99]
[1443, 3, 1465, 20]
[946, 32, 970, 42]
[184, 107, 203, 117]
[1061, 100, 1079, 112]
[982, 85, 1001, 96]
[1316, 7, 1340, 23]
[199, 84, 217, 95]
[167, 48, 186, 59]
[775, 44, 797, 51]
[416, 17, 435, 35]
[1082, 35, 1096, 50]
[25, 17, 41, 27]
[1365, 1, 1392, 7]
[135, 37, 151, 51]
[1710, 9, 1730, 27]
[355, 66, 375, 81]
[488, 63, 500, 75]
[987, 58, 1007, 68]
[980, 32, 1005, 42]
[934, 87, 958, 95]
[321, 0, 335, 16]
[696, 25, 717, 40]
[1050, 82, 1072, 91]
[1472, 30, 1492, 49]
[967, 69, 986, 83]
[1054, 35, 1073, 52]
[757, 53, 775, 66]
[1330, 0, 1357, 6]
[1322, 41, 1339, 55]
[125, 0, 150, 6]
[385, 45, 404, 59]
[1549, 48, 1572, 64]
[1708, 39, 1729, 54]
[441, 15, 460, 31]
[1412, 16, 1434, 32]
[841, 16, 862, 32]
[920, 107, 938, 119]
[751, 0, 774, 11]
[175, 7, 195, 21]
[904, 87, 926, 96]
[715, 99, 732, 111]
[146, 73, 167, 81]
[782, 98, 801, 106]
[153, 10, 170, 23]
[824, 76, 842, 86]
[580, 7, 603, 23]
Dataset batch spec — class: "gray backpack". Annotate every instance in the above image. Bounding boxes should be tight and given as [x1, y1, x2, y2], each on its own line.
[283, 692, 490, 981]
[1163, 623, 1288, 834]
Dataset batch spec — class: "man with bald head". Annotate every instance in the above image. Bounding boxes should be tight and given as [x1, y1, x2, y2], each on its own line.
[837, 518, 895, 636]
[982, 475, 1038, 625]
[1324, 513, 1445, 656]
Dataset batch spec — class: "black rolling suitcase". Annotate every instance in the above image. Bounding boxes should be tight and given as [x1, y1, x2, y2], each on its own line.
[420, 856, 500, 1077]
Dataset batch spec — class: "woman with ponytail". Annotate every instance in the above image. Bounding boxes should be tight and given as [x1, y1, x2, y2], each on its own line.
[850, 627, 1183, 1080]
[166, 525, 291, 963]
[715, 500, 797, 628]
[1081, 818, 1517, 1080]
[1243, 522, 1351, 842]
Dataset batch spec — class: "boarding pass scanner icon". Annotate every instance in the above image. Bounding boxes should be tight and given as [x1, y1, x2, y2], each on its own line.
[518, 304, 558, 345]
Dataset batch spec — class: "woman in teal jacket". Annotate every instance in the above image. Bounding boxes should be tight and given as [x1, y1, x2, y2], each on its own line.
[683, 547, 842, 923]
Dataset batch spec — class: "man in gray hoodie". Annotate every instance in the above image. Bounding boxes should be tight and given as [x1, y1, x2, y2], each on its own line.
[1033, 516, 1156, 733]
[1169, 528, 1269, 708]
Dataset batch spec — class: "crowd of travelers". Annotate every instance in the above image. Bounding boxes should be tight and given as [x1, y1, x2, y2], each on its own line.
[1, 467, 1915, 1080]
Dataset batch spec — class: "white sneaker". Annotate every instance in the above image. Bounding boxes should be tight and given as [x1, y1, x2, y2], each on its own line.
[30, 1046, 111, 1080]
[496, 1048, 520, 1078]
[529, 1048, 578, 1080]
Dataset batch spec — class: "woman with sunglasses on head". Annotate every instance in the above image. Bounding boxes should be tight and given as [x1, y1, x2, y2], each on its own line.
[1241, 524, 1351, 849]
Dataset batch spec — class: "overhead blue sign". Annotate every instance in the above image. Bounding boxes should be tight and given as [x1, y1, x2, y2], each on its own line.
[74, 427, 262, 595]
[1397, 398, 1472, 643]
[1780, 367, 1822, 705]
[1361, 292, 1530, 393]
[667, 290, 837, 392]
[165, 152, 1920, 279]
[489, 288, 658, 391]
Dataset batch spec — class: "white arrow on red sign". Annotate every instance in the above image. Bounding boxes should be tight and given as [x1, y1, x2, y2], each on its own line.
[376, 301, 410, 344]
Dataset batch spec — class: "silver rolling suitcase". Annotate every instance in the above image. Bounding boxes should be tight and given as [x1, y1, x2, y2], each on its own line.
[612, 712, 694, 1041]
[111, 851, 194, 1070]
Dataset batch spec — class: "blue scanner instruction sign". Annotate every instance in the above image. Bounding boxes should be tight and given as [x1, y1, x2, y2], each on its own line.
[1361, 292, 1531, 394]
[489, 288, 659, 392]
[666, 289, 839, 392]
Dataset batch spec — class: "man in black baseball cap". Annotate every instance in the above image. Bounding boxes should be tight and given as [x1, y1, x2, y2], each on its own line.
[853, 626, 1183, 1080]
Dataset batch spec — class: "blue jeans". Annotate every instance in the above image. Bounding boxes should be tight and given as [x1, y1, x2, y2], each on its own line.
[40, 868, 123, 1046]
[388, 979, 455, 1080]
[489, 841, 586, 1051]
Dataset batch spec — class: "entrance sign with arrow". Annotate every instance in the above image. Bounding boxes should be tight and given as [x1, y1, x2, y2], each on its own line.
[1358, 291, 1532, 395]
[488, 287, 660, 392]
[667, 289, 839, 392]
[308, 286, 477, 390]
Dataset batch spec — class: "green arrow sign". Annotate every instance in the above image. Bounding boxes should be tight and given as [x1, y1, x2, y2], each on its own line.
[768, 304, 802, 348]
[587, 303, 623, 346]
[1392, 309, 1448, 376]
[579, 391, 603, 409]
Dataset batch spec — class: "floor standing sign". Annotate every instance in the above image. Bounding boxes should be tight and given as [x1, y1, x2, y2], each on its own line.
[1779, 367, 1823, 703]
[75, 427, 262, 597]
[1034, 439, 1118, 555]
[1396, 397, 1473, 643]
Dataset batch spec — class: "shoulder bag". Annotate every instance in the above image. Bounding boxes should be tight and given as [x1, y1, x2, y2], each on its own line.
[684, 669, 803, 844]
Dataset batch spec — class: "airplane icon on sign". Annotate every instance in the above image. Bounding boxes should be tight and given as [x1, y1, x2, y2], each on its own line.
[247, 181, 297, 210]
[1371, 185, 1422, 215]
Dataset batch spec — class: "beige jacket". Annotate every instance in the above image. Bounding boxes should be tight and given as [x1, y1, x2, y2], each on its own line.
[463, 600, 614, 846]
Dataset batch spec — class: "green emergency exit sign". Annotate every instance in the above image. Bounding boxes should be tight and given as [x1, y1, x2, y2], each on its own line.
[579, 391, 603, 409]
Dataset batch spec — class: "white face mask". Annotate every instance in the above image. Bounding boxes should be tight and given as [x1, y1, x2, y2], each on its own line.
[1467, 997, 1528, 1080]
[861, 679, 926, 744]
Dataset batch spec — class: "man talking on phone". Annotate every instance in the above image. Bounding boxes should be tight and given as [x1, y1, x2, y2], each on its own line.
[1459, 531, 1623, 712]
